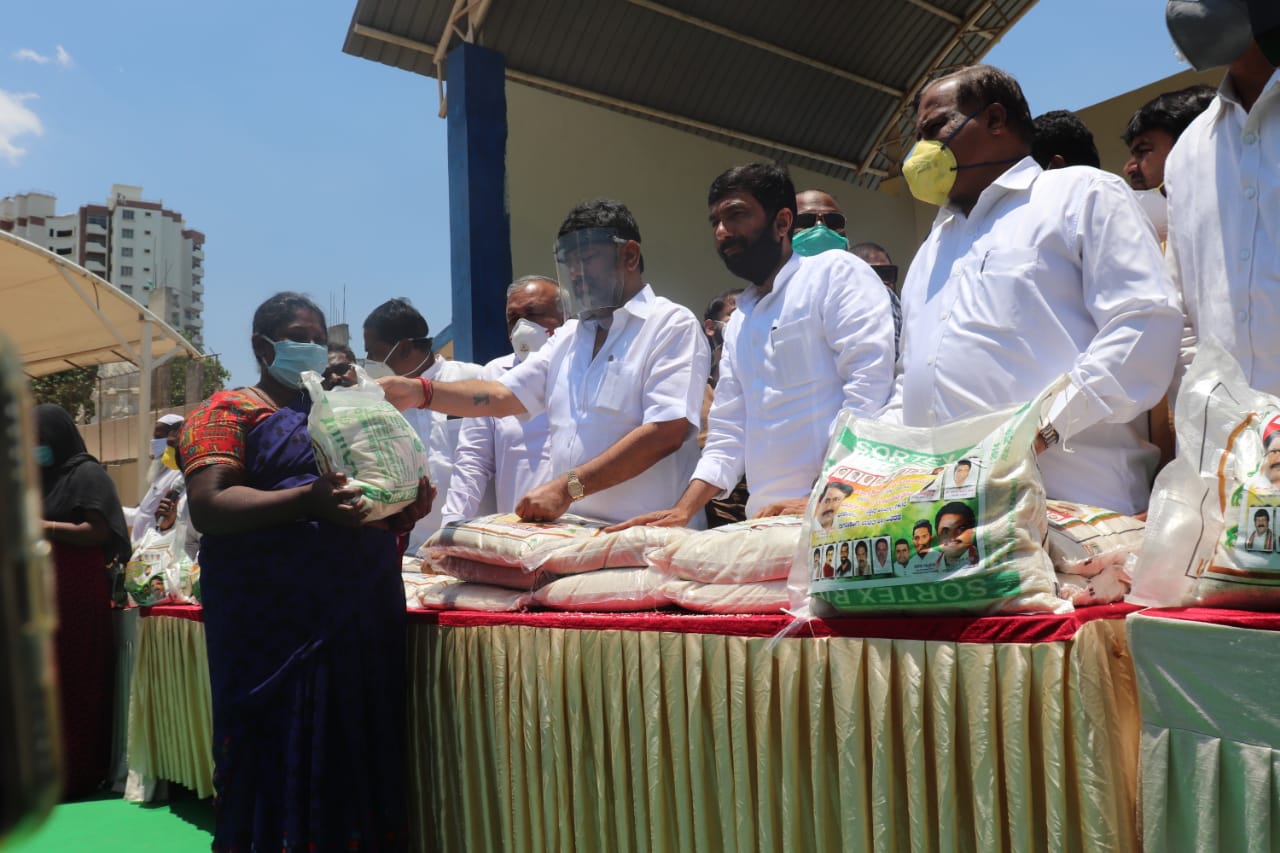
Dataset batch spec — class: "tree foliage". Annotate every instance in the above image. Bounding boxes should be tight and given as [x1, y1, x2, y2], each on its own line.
[166, 355, 231, 407]
[30, 366, 99, 423]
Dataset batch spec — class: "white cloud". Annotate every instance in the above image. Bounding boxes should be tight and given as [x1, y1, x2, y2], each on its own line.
[11, 46, 73, 68]
[0, 90, 44, 165]
[13, 48, 50, 64]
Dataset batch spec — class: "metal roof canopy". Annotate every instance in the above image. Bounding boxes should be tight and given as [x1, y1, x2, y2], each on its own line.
[0, 231, 202, 495]
[343, 0, 1039, 187]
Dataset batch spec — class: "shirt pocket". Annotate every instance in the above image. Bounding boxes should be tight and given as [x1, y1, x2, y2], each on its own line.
[966, 247, 1040, 331]
[591, 358, 635, 414]
[769, 317, 822, 389]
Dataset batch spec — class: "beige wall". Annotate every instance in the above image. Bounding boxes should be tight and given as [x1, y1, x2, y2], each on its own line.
[1076, 68, 1222, 178]
[505, 82, 931, 315]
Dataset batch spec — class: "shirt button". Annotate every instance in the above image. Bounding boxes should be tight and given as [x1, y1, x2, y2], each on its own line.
[1239, 310, 1249, 323]
[926, 357, 935, 366]
[1242, 249, 1252, 261]
[1245, 187, 1257, 199]
[1244, 132, 1257, 145]
[940, 311, 950, 320]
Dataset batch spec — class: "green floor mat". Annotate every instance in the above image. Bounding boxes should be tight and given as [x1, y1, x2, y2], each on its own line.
[4, 790, 213, 853]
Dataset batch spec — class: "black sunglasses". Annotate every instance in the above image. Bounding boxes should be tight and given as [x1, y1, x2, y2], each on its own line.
[793, 211, 847, 231]
[870, 264, 898, 286]
[321, 362, 354, 380]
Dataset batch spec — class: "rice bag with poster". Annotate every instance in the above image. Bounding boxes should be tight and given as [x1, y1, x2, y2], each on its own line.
[301, 366, 428, 521]
[1130, 342, 1280, 609]
[124, 522, 197, 606]
[790, 380, 1067, 616]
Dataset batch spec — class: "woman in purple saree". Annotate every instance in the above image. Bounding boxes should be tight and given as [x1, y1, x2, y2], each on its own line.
[183, 293, 429, 852]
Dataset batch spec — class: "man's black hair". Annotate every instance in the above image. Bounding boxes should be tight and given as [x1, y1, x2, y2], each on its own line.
[1031, 110, 1101, 169]
[955, 459, 972, 470]
[823, 481, 854, 499]
[854, 541, 868, 554]
[935, 501, 977, 531]
[928, 65, 1036, 148]
[252, 291, 326, 340]
[708, 163, 798, 220]
[894, 538, 910, 549]
[703, 288, 744, 323]
[912, 519, 933, 534]
[1257, 509, 1271, 523]
[1123, 85, 1217, 146]
[365, 298, 429, 343]
[327, 342, 356, 362]
[850, 242, 892, 263]
[557, 198, 642, 242]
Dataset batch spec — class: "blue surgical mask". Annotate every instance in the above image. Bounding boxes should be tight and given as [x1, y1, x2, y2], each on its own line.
[263, 339, 328, 389]
[791, 224, 849, 257]
[35, 445, 54, 467]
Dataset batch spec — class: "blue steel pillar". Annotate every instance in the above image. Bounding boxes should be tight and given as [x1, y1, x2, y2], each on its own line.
[446, 42, 511, 365]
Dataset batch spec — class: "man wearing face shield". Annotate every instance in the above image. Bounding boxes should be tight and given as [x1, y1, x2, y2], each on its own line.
[885, 65, 1181, 515]
[611, 163, 896, 531]
[378, 199, 710, 525]
[1164, 0, 1280, 399]
[441, 276, 570, 523]
[363, 298, 484, 549]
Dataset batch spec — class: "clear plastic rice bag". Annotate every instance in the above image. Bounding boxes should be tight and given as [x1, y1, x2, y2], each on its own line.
[301, 366, 428, 521]
[1130, 341, 1280, 609]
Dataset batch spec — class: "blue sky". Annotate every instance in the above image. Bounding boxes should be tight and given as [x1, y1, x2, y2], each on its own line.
[1, 0, 1188, 387]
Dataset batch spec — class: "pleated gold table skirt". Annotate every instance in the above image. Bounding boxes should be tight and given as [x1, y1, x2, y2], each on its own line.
[128, 608, 1140, 851]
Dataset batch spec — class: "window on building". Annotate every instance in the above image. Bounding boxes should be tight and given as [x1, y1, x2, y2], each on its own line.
[47, 228, 53, 237]
[121, 285, 132, 294]
[122, 228, 134, 239]
[121, 247, 133, 258]
[142, 267, 150, 273]
[122, 209, 135, 220]
[143, 248, 150, 254]
[144, 230, 151, 236]
[144, 211, 152, 217]
[55, 229, 73, 238]
[88, 215, 107, 228]
[120, 266, 133, 276]
[55, 247, 72, 256]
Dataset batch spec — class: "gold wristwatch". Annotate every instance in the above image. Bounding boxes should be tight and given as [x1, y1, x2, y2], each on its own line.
[566, 470, 586, 501]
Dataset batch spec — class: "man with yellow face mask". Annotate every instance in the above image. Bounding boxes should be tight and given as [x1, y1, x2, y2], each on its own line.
[130, 413, 186, 547]
[887, 65, 1182, 516]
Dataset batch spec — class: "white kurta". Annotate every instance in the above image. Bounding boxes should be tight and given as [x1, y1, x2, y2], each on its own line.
[1165, 67, 1280, 396]
[888, 157, 1182, 514]
[693, 250, 896, 515]
[404, 357, 487, 553]
[441, 348, 560, 524]
[500, 285, 709, 525]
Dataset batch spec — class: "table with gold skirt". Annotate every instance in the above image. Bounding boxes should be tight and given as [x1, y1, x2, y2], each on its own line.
[129, 603, 1141, 851]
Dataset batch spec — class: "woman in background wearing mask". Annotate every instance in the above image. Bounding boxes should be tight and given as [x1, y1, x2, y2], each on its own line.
[181, 291, 428, 852]
[36, 403, 131, 799]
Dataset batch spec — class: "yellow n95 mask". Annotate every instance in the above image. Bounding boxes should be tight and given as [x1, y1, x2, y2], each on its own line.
[901, 139, 960, 207]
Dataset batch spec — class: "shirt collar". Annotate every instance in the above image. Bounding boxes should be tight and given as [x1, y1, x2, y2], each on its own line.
[736, 253, 800, 313]
[1218, 65, 1280, 112]
[586, 283, 654, 331]
[422, 356, 448, 380]
[939, 155, 1040, 224]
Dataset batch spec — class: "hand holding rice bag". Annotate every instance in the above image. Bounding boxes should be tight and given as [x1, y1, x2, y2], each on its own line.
[301, 366, 428, 521]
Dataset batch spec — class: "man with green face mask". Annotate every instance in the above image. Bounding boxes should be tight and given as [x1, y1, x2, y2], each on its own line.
[888, 65, 1182, 516]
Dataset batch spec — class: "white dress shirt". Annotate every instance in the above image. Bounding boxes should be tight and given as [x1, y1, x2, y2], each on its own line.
[500, 285, 709, 525]
[404, 356, 488, 552]
[694, 250, 896, 515]
[889, 157, 1182, 515]
[132, 465, 183, 546]
[1165, 67, 1280, 395]
[441, 348, 560, 524]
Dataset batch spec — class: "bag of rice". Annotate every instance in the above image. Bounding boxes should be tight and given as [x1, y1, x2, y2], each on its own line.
[663, 579, 789, 614]
[421, 513, 608, 568]
[648, 516, 802, 584]
[531, 568, 667, 612]
[301, 366, 428, 521]
[789, 380, 1067, 616]
[124, 521, 197, 606]
[414, 575, 533, 612]
[433, 555, 555, 591]
[1131, 342, 1280, 609]
[1044, 500, 1145, 575]
[527, 525, 690, 574]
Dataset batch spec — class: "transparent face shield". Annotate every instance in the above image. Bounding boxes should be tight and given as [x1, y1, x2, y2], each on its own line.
[553, 228, 628, 321]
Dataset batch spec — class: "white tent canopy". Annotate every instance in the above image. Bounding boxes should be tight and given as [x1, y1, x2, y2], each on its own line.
[0, 231, 200, 377]
[0, 231, 203, 495]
